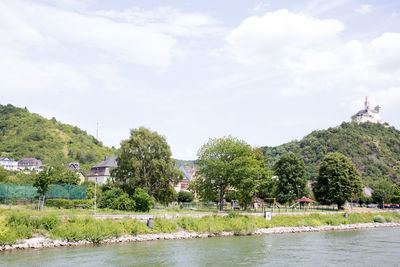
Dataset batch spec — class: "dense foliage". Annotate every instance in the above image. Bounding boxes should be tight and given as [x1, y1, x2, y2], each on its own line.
[313, 153, 362, 209]
[262, 122, 400, 185]
[0, 104, 116, 171]
[113, 127, 183, 199]
[177, 191, 194, 202]
[273, 153, 308, 204]
[98, 187, 135, 211]
[195, 136, 271, 210]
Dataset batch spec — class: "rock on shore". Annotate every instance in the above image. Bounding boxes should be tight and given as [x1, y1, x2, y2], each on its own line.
[1, 223, 399, 251]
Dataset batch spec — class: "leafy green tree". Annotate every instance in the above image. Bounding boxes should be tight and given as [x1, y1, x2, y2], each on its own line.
[113, 127, 183, 199]
[34, 167, 52, 210]
[196, 136, 266, 211]
[274, 153, 307, 205]
[132, 188, 154, 212]
[392, 184, 400, 204]
[372, 179, 394, 204]
[224, 190, 238, 203]
[314, 153, 362, 209]
[50, 167, 80, 185]
[177, 191, 194, 202]
[154, 185, 177, 207]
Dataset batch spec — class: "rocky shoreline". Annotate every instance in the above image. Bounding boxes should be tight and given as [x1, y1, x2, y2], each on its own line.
[1, 222, 399, 251]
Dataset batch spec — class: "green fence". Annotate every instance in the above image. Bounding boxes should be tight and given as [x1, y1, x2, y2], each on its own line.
[0, 183, 86, 204]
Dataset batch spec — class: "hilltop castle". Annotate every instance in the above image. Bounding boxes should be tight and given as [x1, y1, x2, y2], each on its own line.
[352, 96, 382, 124]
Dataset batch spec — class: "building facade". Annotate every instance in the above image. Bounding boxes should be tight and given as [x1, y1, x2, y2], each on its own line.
[87, 157, 118, 184]
[0, 158, 18, 171]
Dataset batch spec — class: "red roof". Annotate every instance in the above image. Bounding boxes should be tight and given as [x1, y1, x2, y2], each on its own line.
[295, 197, 316, 203]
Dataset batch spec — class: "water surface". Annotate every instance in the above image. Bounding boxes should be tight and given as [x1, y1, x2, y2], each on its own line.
[1, 227, 399, 266]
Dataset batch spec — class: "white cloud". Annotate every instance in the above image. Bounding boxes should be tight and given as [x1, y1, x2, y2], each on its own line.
[0, 1, 177, 68]
[219, 10, 400, 97]
[355, 4, 372, 15]
[92, 7, 223, 37]
[225, 9, 344, 66]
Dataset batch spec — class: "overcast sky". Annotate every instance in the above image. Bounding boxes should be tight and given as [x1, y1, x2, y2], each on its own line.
[1, 0, 400, 160]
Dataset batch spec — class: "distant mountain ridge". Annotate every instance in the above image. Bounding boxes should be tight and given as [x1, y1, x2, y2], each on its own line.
[262, 122, 400, 186]
[0, 104, 116, 171]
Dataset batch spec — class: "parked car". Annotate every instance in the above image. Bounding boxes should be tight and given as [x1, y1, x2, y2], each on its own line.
[389, 204, 400, 209]
[367, 203, 378, 208]
[378, 204, 392, 209]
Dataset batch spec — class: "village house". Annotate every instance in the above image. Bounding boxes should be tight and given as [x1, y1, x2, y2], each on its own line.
[0, 157, 18, 171]
[87, 156, 118, 184]
[67, 162, 85, 184]
[174, 165, 197, 192]
[17, 157, 43, 171]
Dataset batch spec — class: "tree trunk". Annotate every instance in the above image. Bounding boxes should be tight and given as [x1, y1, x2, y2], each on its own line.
[41, 195, 45, 211]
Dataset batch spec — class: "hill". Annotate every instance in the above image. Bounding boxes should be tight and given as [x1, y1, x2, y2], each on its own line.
[0, 104, 116, 171]
[262, 122, 400, 186]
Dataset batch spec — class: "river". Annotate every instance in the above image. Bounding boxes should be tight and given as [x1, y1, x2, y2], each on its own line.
[1, 227, 399, 266]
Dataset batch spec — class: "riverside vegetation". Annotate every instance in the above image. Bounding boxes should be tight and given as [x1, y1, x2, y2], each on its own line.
[1, 211, 399, 246]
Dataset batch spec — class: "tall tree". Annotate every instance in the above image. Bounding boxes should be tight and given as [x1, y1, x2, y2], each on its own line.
[113, 127, 183, 199]
[274, 153, 307, 205]
[313, 153, 361, 209]
[34, 167, 51, 210]
[371, 179, 394, 205]
[196, 136, 266, 211]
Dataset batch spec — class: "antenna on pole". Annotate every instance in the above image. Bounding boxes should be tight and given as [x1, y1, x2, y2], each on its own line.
[96, 122, 99, 140]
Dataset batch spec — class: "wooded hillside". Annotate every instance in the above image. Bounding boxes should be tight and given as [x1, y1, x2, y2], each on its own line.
[262, 122, 400, 186]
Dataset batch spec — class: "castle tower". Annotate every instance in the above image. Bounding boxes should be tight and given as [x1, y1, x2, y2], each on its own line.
[364, 96, 370, 110]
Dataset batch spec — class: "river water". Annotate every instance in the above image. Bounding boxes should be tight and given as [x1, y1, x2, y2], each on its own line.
[1, 227, 399, 267]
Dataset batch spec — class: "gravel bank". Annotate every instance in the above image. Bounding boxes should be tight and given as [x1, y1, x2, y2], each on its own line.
[1, 222, 399, 251]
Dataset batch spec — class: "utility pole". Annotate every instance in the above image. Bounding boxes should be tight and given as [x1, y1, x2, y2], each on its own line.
[96, 122, 99, 140]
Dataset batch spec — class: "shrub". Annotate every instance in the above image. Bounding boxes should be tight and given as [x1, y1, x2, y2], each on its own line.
[72, 199, 93, 209]
[373, 215, 385, 223]
[177, 191, 194, 203]
[133, 188, 154, 212]
[153, 218, 178, 233]
[0, 226, 17, 245]
[384, 216, 393, 223]
[46, 199, 73, 209]
[40, 214, 60, 231]
[121, 218, 150, 235]
[99, 187, 135, 211]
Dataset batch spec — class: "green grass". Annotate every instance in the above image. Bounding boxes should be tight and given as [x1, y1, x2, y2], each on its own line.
[0, 210, 399, 246]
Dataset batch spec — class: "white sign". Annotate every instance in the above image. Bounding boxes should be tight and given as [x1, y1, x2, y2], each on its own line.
[264, 211, 272, 220]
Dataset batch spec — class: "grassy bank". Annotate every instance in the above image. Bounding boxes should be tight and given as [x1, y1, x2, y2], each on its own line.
[1, 211, 399, 246]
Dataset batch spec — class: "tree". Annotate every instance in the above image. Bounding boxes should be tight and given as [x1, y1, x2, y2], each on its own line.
[154, 185, 177, 207]
[113, 127, 183, 200]
[196, 136, 266, 211]
[177, 191, 194, 202]
[34, 167, 52, 210]
[273, 153, 307, 205]
[372, 179, 394, 204]
[49, 166, 80, 185]
[313, 153, 361, 209]
[99, 187, 135, 211]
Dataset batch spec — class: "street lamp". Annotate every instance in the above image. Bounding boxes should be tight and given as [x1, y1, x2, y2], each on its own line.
[94, 168, 98, 215]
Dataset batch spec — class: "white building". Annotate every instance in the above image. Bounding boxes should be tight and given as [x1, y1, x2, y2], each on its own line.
[352, 96, 382, 124]
[0, 158, 18, 171]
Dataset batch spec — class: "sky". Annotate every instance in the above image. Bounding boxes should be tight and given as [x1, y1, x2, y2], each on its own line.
[1, 0, 400, 160]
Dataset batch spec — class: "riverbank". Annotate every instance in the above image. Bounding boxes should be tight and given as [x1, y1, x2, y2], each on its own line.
[1, 221, 399, 251]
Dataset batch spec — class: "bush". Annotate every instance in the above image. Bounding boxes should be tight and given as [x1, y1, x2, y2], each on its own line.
[177, 191, 194, 203]
[72, 199, 93, 209]
[153, 218, 178, 233]
[40, 214, 60, 231]
[46, 199, 73, 209]
[121, 218, 150, 235]
[99, 187, 135, 211]
[133, 188, 154, 212]
[373, 215, 385, 223]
